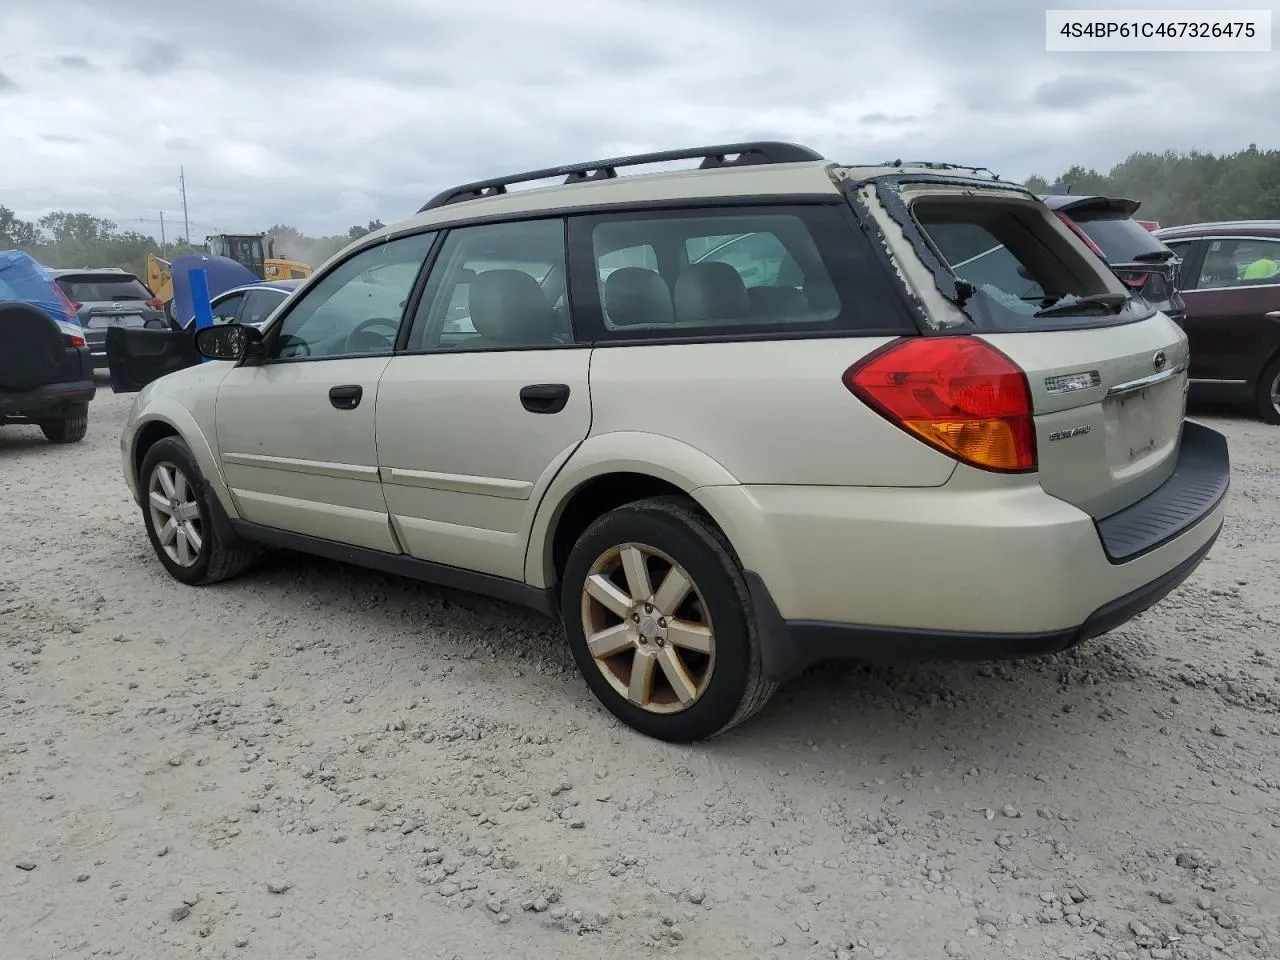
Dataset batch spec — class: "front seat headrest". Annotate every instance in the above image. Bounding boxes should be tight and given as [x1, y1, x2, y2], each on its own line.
[673, 261, 749, 324]
[469, 269, 556, 344]
[603, 267, 674, 326]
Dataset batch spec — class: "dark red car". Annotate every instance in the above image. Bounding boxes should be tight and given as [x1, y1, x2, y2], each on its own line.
[1154, 220, 1280, 424]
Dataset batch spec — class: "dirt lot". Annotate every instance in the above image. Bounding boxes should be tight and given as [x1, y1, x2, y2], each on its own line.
[2, 384, 1278, 960]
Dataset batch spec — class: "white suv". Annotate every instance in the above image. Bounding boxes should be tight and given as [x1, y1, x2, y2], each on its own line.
[108, 142, 1230, 742]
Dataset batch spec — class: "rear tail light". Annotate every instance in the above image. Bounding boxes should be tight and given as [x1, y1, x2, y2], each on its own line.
[69, 300, 82, 310]
[146, 297, 164, 309]
[843, 337, 1037, 473]
[1117, 271, 1148, 290]
[65, 333, 85, 347]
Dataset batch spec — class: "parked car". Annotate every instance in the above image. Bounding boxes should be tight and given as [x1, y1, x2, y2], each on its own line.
[0, 250, 95, 443]
[189, 279, 301, 330]
[50, 268, 166, 368]
[106, 141, 1228, 742]
[1152, 220, 1280, 424]
[1040, 194, 1185, 323]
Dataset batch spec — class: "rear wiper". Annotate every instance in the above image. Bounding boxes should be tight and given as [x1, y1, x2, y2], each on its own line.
[1034, 292, 1130, 318]
[1130, 250, 1175, 263]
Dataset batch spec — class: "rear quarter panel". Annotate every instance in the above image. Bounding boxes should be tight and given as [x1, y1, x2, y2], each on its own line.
[584, 338, 960, 487]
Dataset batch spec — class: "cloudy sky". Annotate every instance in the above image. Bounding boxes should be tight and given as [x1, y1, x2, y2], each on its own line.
[2, 0, 1275, 239]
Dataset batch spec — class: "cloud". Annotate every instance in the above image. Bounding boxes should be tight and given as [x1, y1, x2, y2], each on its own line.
[50, 54, 96, 72]
[1033, 75, 1141, 109]
[0, 0, 1273, 237]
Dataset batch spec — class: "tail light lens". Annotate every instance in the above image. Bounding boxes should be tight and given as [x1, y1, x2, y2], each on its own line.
[1117, 271, 1148, 290]
[69, 300, 82, 310]
[146, 297, 164, 309]
[843, 337, 1037, 473]
[65, 333, 85, 347]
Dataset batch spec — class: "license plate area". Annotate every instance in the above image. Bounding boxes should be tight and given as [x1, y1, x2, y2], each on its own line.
[1103, 377, 1182, 472]
[88, 315, 144, 329]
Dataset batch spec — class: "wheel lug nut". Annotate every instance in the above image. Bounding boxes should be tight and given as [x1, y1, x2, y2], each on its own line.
[638, 636, 648, 645]
[631, 613, 640, 623]
[658, 618, 667, 628]
[644, 604, 653, 614]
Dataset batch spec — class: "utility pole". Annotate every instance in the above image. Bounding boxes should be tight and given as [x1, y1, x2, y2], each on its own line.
[159, 210, 167, 254]
[179, 167, 190, 244]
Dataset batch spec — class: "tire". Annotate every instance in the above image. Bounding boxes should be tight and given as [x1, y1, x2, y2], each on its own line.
[560, 495, 776, 742]
[0, 303, 63, 391]
[1255, 355, 1280, 425]
[39, 405, 88, 443]
[138, 436, 256, 585]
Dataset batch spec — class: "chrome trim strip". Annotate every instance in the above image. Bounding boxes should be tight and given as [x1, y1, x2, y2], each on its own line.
[222, 452, 380, 482]
[1105, 361, 1188, 398]
[379, 466, 533, 500]
[1188, 378, 1247, 386]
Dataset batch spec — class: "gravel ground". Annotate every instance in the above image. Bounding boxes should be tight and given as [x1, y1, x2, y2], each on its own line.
[3, 384, 1279, 960]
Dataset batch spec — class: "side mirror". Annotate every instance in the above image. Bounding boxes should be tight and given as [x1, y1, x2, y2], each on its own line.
[194, 322, 259, 361]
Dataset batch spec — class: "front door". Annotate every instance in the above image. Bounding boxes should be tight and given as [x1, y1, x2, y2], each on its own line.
[375, 218, 591, 582]
[214, 231, 437, 551]
[105, 326, 201, 392]
[1177, 236, 1280, 384]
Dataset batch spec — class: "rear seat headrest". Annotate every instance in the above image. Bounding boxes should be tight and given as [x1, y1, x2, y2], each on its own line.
[673, 261, 749, 324]
[603, 267, 674, 326]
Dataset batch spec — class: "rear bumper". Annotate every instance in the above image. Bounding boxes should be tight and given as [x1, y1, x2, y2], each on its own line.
[696, 421, 1230, 683]
[0, 380, 96, 417]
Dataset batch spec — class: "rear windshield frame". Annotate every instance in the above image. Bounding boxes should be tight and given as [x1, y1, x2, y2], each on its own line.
[860, 178, 1157, 333]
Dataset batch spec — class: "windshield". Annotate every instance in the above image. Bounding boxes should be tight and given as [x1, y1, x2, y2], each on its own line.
[1071, 215, 1173, 263]
[56, 276, 152, 302]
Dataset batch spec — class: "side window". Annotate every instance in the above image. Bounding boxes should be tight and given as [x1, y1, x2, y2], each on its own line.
[1191, 238, 1280, 290]
[270, 232, 435, 360]
[211, 293, 245, 325]
[583, 206, 902, 337]
[240, 289, 285, 326]
[407, 218, 570, 352]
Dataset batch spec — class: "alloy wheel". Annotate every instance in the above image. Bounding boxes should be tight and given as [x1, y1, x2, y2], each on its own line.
[579, 542, 715, 714]
[147, 461, 203, 567]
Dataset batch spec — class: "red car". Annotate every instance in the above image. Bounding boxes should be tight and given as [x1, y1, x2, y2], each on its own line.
[1154, 220, 1280, 424]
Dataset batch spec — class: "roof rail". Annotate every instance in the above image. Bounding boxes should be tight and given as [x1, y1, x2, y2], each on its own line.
[417, 141, 825, 212]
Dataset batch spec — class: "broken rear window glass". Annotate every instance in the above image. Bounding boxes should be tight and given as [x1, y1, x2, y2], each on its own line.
[910, 197, 1151, 330]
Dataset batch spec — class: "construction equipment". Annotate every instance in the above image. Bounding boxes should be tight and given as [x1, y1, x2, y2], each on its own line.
[146, 238, 311, 321]
[207, 234, 313, 283]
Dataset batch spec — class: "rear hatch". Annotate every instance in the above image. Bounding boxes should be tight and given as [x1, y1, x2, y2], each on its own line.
[1043, 196, 1185, 321]
[55, 273, 164, 332]
[864, 180, 1189, 520]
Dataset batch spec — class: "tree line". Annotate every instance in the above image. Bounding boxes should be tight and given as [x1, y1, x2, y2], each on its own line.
[0, 208, 385, 279]
[5, 144, 1279, 281]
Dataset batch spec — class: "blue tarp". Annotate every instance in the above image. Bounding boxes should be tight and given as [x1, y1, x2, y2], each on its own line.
[0, 249, 80, 331]
[171, 254, 257, 328]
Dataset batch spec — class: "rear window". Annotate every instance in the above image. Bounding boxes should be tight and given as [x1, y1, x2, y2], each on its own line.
[56, 275, 152, 302]
[912, 196, 1152, 330]
[1070, 215, 1173, 263]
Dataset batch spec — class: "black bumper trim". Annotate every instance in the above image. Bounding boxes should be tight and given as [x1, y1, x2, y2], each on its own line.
[0, 380, 96, 417]
[1095, 421, 1230, 563]
[746, 523, 1221, 683]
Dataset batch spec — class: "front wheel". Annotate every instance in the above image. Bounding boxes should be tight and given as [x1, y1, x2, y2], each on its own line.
[138, 437, 255, 585]
[1256, 355, 1280, 425]
[560, 496, 775, 742]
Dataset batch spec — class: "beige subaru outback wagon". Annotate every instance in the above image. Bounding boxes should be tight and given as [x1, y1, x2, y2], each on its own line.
[108, 141, 1230, 742]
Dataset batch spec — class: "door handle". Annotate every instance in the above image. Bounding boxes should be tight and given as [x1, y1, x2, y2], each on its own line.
[329, 384, 363, 410]
[519, 383, 570, 414]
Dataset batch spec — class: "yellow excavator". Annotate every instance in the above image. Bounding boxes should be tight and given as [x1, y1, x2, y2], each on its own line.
[146, 233, 312, 320]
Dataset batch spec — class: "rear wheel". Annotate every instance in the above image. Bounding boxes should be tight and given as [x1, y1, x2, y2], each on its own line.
[1256, 355, 1280, 425]
[39, 404, 88, 444]
[560, 496, 775, 742]
[139, 437, 255, 585]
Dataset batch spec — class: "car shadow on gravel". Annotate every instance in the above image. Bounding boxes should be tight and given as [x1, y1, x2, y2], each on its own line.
[238, 548, 1164, 768]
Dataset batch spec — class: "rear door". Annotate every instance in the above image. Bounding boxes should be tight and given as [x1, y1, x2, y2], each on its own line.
[376, 217, 591, 582]
[905, 186, 1191, 520]
[105, 326, 200, 392]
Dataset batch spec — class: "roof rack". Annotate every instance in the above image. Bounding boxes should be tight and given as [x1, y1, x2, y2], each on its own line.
[417, 141, 825, 212]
